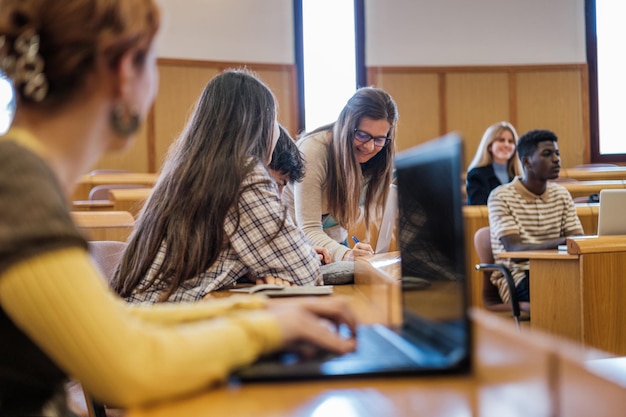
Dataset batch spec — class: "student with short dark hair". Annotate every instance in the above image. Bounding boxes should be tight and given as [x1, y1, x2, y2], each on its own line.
[488, 129, 583, 303]
[268, 125, 305, 196]
[269, 125, 331, 265]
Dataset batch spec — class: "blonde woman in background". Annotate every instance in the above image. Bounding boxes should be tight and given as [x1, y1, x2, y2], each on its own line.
[466, 121, 524, 205]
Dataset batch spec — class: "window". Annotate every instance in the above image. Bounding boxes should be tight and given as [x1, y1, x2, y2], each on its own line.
[294, 0, 365, 133]
[0, 71, 15, 135]
[587, 0, 626, 161]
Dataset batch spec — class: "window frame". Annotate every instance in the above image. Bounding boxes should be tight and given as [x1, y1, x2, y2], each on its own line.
[292, 0, 366, 134]
[586, 0, 626, 163]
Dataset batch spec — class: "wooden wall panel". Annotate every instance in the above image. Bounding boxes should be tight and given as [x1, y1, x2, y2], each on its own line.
[368, 70, 441, 153]
[92, 62, 588, 175]
[515, 69, 586, 168]
[154, 63, 219, 169]
[88, 59, 297, 174]
[253, 67, 298, 137]
[370, 64, 588, 170]
[91, 117, 150, 173]
[445, 72, 510, 170]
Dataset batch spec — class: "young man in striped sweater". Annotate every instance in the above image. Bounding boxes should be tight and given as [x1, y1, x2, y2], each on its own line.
[487, 129, 583, 304]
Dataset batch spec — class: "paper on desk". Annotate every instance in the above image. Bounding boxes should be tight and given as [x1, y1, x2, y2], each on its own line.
[229, 284, 334, 297]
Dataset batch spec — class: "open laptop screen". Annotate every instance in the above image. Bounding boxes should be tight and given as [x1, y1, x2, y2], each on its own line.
[394, 134, 468, 348]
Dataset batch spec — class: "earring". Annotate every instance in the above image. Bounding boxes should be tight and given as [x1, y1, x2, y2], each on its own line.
[110, 102, 140, 135]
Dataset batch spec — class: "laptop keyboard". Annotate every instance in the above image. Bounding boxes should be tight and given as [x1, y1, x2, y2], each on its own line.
[323, 324, 417, 365]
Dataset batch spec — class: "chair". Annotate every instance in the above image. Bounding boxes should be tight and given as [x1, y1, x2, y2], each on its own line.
[473, 226, 530, 329]
[71, 211, 135, 242]
[88, 240, 128, 282]
[88, 184, 150, 201]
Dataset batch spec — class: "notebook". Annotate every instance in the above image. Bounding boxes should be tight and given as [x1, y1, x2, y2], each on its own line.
[234, 133, 470, 381]
[374, 184, 397, 254]
[597, 189, 626, 236]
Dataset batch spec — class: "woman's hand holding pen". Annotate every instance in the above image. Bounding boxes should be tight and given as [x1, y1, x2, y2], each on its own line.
[342, 236, 374, 261]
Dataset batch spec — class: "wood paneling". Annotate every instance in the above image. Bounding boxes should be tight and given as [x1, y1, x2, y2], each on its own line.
[90, 59, 298, 174]
[154, 63, 220, 169]
[516, 69, 587, 168]
[93, 62, 588, 176]
[368, 69, 441, 152]
[445, 72, 510, 169]
[368, 64, 588, 171]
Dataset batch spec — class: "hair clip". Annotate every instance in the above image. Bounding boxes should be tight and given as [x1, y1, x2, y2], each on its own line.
[0, 29, 49, 102]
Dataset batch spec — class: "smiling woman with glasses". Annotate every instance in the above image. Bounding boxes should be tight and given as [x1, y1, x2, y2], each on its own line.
[282, 87, 398, 263]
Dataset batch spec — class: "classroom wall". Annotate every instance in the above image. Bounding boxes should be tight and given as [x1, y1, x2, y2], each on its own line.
[92, 0, 590, 173]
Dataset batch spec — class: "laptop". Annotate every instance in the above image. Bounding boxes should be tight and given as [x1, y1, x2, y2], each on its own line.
[374, 184, 397, 254]
[235, 133, 471, 381]
[597, 189, 626, 236]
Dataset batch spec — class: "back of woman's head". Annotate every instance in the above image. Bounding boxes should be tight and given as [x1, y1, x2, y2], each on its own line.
[0, 0, 160, 108]
[113, 69, 278, 300]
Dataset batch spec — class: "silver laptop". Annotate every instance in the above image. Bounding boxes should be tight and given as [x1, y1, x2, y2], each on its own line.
[597, 189, 626, 236]
[234, 133, 471, 381]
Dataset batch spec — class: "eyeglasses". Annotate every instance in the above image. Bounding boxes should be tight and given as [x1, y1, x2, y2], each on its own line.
[353, 129, 391, 148]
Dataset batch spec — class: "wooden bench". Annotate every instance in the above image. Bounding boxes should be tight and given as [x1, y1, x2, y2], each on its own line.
[560, 166, 626, 181]
[71, 211, 135, 242]
[108, 188, 153, 218]
[72, 172, 159, 201]
[556, 179, 626, 199]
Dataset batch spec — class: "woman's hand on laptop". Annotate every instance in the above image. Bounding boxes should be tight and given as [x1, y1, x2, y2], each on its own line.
[267, 297, 357, 355]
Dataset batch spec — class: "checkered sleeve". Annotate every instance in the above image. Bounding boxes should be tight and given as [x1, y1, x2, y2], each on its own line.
[226, 165, 322, 286]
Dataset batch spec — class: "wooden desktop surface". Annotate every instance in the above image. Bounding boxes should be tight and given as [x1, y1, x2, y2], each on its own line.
[125, 252, 626, 417]
[72, 172, 159, 201]
[499, 235, 626, 355]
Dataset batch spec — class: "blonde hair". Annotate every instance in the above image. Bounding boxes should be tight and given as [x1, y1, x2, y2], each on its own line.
[467, 121, 523, 178]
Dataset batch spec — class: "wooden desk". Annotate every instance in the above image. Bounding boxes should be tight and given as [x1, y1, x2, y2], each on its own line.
[462, 204, 599, 310]
[108, 188, 153, 218]
[71, 210, 135, 242]
[125, 254, 626, 417]
[561, 166, 626, 181]
[71, 200, 115, 212]
[125, 308, 626, 417]
[556, 179, 626, 199]
[499, 235, 626, 355]
[72, 172, 159, 201]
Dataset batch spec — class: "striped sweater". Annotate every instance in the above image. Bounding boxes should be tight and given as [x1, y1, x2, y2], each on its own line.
[487, 177, 583, 303]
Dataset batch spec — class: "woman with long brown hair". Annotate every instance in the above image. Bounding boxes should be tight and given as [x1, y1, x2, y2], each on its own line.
[112, 70, 323, 302]
[282, 87, 399, 262]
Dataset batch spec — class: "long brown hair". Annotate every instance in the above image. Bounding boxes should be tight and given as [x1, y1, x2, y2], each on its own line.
[112, 69, 278, 301]
[305, 87, 398, 230]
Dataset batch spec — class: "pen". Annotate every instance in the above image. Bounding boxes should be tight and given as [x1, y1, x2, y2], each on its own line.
[352, 236, 360, 244]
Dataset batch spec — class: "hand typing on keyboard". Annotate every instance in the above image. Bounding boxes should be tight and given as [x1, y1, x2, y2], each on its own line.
[266, 298, 358, 357]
